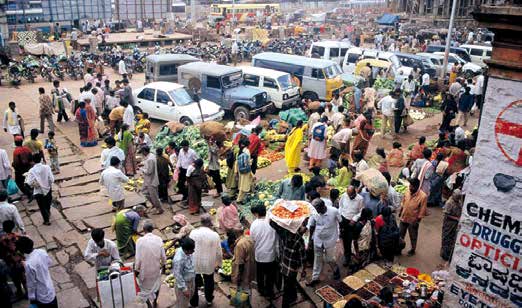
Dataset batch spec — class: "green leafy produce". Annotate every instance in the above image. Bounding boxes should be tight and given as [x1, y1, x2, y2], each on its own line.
[373, 118, 382, 129]
[154, 126, 209, 162]
[395, 184, 408, 194]
[373, 78, 395, 91]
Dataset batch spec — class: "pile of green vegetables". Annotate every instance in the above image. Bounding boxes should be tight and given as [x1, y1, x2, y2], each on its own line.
[154, 126, 209, 162]
[373, 78, 395, 91]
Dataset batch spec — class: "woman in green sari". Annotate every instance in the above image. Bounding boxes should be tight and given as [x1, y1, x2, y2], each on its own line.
[225, 144, 240, 199]
[113, 205, 146, 258]
[118, 124, 137, 176]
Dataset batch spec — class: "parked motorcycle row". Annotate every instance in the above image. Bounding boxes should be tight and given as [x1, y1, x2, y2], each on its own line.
[0, 36, 315, 86]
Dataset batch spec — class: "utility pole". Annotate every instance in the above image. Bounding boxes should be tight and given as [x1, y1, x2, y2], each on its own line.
[232, 0, 236, 28]
[440, 0, 457, 80]
[191, 0, 196, 26]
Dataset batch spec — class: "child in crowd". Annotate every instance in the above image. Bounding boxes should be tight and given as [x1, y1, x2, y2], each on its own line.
[44, 131, 59, 173]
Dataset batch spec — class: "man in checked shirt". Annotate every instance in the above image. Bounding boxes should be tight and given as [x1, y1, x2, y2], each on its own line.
[270, 219, 307, 308]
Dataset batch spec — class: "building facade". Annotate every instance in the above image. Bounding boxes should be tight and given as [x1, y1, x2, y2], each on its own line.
[4, 0, 111, 31]
[396, 0, 488, 20]
[115, 0, 171, 22]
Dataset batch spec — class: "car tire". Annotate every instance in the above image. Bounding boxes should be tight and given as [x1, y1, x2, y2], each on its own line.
[302, 91, 319, 101]
[181, 117, 194, 126]
[233, 105, 250, 121]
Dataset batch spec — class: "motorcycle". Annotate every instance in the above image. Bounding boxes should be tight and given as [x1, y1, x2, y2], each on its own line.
[8, 62, 22, 85]
[40, 59, 54, 82]
[21, 56, 39, 83]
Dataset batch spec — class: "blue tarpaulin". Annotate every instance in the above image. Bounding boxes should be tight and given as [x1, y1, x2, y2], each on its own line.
[376, 14, 399, 25]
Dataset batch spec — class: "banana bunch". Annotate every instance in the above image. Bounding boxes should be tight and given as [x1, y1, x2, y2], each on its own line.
[163, 240, 174, 250]
[166, 247, 178, 258]
[224, 140, 233, 148]
[327, 126, 335, 143]
[209, 208, 217, 215]
[164, 259, 173, 274]
[123, 178, 144, 191]
[220, 259, 232, 276]
[257, 157, 271, 168]
[164, 274, 176, 288]
[264, 130, 286, 142]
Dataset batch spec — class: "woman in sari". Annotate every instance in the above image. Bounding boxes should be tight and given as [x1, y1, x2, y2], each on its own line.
[446, 141, 467, 175]
[387, 142, 404, 167]
[225, 145, 240, 199]
[351, 208, 375, 271]
[284, 120, 304, 173]
[187, 159, 206, 215]
[429, 153, 449, 207]
[118, 124, 137, 176]
[75, 100, 98, 147]
[440, 189, 463, 261]
[408, 136, 427, 162]
[352, 112, 374, 159]
[113, 205, 146, 258]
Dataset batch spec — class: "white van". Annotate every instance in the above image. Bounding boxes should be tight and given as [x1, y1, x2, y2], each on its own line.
[342, 47, 411, 76]
[240, 66, 301, 109]
[459, 44, 492, 66]
[309, 41, 352, 66]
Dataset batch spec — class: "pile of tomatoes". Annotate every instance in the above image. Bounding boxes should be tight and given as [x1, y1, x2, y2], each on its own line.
[271, 201, 311, 219]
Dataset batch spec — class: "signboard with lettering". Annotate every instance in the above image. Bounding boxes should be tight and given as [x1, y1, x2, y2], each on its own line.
[445, 77, 522, 308]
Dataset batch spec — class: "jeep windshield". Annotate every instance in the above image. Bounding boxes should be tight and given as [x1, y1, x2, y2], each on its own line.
[222, 72, 242, 89]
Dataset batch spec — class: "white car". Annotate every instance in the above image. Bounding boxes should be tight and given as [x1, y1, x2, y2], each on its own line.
[133, 82, 224, 125]
[433, 52, 482, 74]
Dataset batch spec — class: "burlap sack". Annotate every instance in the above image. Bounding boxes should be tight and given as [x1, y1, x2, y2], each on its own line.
[355, 168, 388, 197]
[198, 121, 226, 142]
[165, 122, 185, 134]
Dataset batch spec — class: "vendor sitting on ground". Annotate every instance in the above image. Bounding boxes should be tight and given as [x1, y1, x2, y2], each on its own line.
[277, 174, 306, 201]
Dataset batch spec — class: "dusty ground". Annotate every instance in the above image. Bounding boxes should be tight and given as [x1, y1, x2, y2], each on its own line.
[0, 67, 477, 308]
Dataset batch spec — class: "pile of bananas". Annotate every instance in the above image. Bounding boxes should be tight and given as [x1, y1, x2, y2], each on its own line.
[163, 240, 174, 250]
[209, 208, 217, 215]
[166, 246, 178, 258]
[123, 178, 144, 192]
[264, 130, 286, 142]
[257, 157, 271, 168]
[164, 274, 176, 288]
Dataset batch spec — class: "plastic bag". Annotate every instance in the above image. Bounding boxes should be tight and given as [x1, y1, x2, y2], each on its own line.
[7, 179, 18, 196]
[229, 288, 250, 307]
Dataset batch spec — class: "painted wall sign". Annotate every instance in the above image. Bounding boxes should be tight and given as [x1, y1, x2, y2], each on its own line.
[445, 77, 522, 308]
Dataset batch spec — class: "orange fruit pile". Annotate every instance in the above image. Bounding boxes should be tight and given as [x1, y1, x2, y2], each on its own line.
[272, 201, 311, 219]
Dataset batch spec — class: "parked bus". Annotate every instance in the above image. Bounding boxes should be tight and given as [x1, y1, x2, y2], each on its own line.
[209, 3, 280, 24]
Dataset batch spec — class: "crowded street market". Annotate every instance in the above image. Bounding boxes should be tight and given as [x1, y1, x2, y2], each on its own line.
[0, 1, 520, 307]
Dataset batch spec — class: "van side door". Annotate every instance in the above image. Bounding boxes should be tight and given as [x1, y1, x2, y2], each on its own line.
[304, 66, 326, 100]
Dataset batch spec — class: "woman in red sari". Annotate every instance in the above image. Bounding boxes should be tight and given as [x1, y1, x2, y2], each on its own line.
[446, 141, 467, 175]
[75, 100, 98, 147]
[352, 112, 374, 159]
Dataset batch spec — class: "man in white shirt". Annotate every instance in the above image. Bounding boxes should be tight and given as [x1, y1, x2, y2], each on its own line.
[381, 173, 401, 212]
[17, 237, 57, 307]
[449, 78, 463, 99]
[353, 152, 369, 175]
[306, 198, 341, 286]
[0, 190, 25, 233]
[3, 101, 23, 140]
[100, 136, 125, 169]
[474, 73, 485, 112]
[421, 72, 430, 94]
[250, 204, 277, 299]
[176, 140, 199, 201]
[118, 57, 127, 76]
[79, 83, 97, 111]
[0, 148, 11, 190]
[100, 157, 128, 211]
[331, 105, 346, 132]
[338, 186, 363, 266]
[122, 101, 135, 131]
[400, 75, 416, 107]
[83, 228, 120, 270]
[377, 92, 397, 137]
[189, 214, 222, 306]
[135, 221, 166, 307]
[25, 154, 54, 225]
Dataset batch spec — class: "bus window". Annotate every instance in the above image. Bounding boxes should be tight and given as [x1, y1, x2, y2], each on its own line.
[312, 68, 325, 79]
[346, 53, 360, 64]
[329, 48, 340, 58]
[311, 46, 325, 58]
[340, 48, 349, 57]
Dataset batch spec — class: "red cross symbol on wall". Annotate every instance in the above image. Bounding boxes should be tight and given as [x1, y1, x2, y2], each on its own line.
[494, 100, 522, 167]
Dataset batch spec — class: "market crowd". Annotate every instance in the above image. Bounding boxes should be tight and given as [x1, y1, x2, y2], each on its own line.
[0, 25, 485, 308]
